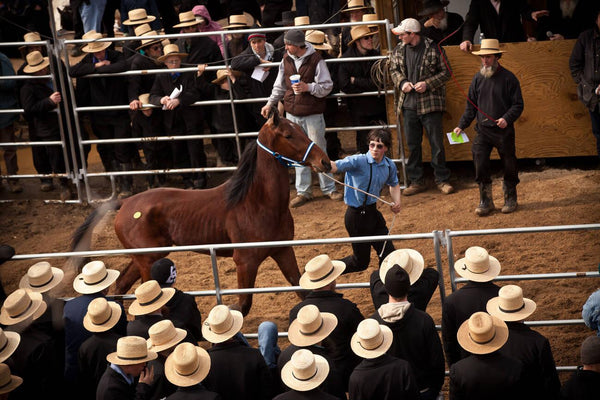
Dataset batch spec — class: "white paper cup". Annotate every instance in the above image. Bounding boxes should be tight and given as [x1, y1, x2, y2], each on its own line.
[290, 74, 301, 94]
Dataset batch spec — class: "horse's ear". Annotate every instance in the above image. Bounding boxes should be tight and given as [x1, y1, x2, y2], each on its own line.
[268, 106, 280, 127]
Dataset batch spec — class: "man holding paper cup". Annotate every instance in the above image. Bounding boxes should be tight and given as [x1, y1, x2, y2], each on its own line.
[261, 29, 342, 208]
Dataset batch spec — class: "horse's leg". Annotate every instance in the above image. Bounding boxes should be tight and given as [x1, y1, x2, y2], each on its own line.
[232, 250, 263, 316]
[114, 254, 159, 294]
[270, 246, 306, 300]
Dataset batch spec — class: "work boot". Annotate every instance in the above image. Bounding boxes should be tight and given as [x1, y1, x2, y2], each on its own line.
[117, 163, 133, 199]
[475, 183, 495, 216]
[7, 180, 23, 193]
[402, 182, 426, 196]
[40, 179, 54, 192]
[59, 180, 72, 202]
[501, 183, 518, 214]
[290, 194, 310, 208]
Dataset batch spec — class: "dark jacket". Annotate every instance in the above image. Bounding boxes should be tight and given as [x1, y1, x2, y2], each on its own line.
[462, 0, 534, 43]
[348, 353, 419, 400]
[78, 330, 122, 400]
[0, 52, 19, 129]
[127, 314, 166, 339]
[164, 289, 203, 343]
[570, 25, 600, 111]
[420, 11, 465, 45]
[128, 53, 162, 102]
[537, 0, 598, 40]
[20, 79, 60, 139]
[274, 389, 340, 400]
[441, 281, 500, 366]
[560, 367, 600, 400]
[148, 355, 177, 400]
[166, 384, 222, 400]
[96, 365, 152, 400]
[179, 36, 223, 82]
[370, 267, 439, 312]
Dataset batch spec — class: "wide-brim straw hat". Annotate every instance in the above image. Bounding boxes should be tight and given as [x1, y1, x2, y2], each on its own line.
[123, 8, 156, 26]
[0, 364, 22, 395]
[0, 329, 20, 363]
[472, 38, 505, 56]
[223, 14, 250, 30]
[136, 30, 163, 51]
[147, 320, 187, 353]
[454, 246, 501, 282]
[380, 249, 424, 285]
[134, 23, 152, 37]
[19, 31, 41, 51]
[362, 14, 380, 29]
[211, 69, 242, 85]
[138, 93, 152, 110]
[299, 255, 346, 290]
[348, 25, 377, 46]
[305, 30, 332, 51]
[281, 349, 329, 391]
[173, 11, 205, 28]
[165, 342, 211, 387]
[22, 51, 49, 74]
[351, 318, 393, 359]
[288, 305, 337, 347]
[418, 0, 450, 17]
[0, 289, 46, 325]
[128, 280, 175, 316]
[457, 312, 508, 355]
[294, 16, 310, 26]
[83, 297, 122, 333]
[486, 284, 537, 322]
[343, 0, 372, 13]
[157, 43, 188, 63]
[81, 32, 111, 53]
[73, 260, 120, 294]
[202, 304, 244, 343]
[106, 336, 158, 365]
[19, 261, 64, 293]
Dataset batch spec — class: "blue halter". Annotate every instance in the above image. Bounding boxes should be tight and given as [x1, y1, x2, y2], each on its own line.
[256, 138, 316, 168]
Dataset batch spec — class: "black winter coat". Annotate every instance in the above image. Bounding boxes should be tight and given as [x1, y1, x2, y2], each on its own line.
[20, 79, 60, 139]
[462, 0, 534, 43]
[164, 289, 203, 343]
[166, 384, 221, 400]
[78, 330, 122, 400]
[96, 365, 152, 400]
[348, 354, 419, 400]
[128, 53, 162, 102]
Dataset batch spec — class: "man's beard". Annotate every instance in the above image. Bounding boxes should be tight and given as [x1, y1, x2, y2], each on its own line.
[479, 63, 497, 78]
[560, 0, 578, 19]
[437, 15, 448, 31]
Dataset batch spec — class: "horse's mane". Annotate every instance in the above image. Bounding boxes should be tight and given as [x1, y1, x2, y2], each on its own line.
[226, 140, 258, 208]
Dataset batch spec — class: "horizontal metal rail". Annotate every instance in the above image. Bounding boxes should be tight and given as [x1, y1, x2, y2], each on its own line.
[455, 271, 600, 284]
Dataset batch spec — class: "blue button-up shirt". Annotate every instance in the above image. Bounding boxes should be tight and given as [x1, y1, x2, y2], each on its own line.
[335, 152, 398, 208]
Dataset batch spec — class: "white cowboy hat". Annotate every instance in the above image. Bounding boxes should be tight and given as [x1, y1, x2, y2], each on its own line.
[106, 336, 158, 365]
[457, 312, 508, 355]
[147, 320, 187, 353]
[128, 280, 175, 316]
[73, 260, 120, 294]
[454, 246, 501, 282]
[165, 342, 211, 387]
[83, 297, 122, 333]
[486, 285, 537, 322]
[19, 261, 64, 293]
[281, 349, 329, 391]
[288, 304, 337, 347]
[299, 255, 345, 290]
[201, 304, 243, 344]
[350, 318, 393, 359]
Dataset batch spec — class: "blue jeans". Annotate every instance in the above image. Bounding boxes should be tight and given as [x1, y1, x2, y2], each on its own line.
[402, 109, 450, 184]
[258, 321, 280, 369]
[286, 113, 336, 197]
[80, 0, 107, 33]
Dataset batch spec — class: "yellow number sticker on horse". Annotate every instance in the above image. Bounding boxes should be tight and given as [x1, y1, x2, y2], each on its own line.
[133, 211, 142, 219]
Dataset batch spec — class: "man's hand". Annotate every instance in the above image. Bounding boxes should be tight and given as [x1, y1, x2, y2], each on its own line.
[197, 63, 207, 77]
[390, 202, 401, 214]
[49, 91, 61, 104]
[139, 364, 154, 385]
[496, 118, 508, 129]
[549, 33, 564, 41]
[401, 81, 414, 93]
[292, 81, 309, 94]
[453, 127, 464, 134]
[414, 81, 427, 93]
[224, 68, 236, 83]
[459, 40, 472, 52]
[94, 60, 110, 68]
[165, 98, 180, 110]
[160, 96, 170, 105]
[129, 99, 142, 110]
[424, 17, 440, 29]
[595, 84, 600, 96]
[261, 104, 272, 118]
[531, 10, 549, 21]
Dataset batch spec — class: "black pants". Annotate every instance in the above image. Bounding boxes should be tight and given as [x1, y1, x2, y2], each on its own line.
[132, 111, 170, 173]
[30, 127, 67, 182]
[472, 124, 519, 188]
[340, 204, 395, 274]
[91, 115, 132, 168]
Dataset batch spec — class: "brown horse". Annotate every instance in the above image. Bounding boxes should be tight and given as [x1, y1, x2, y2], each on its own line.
[71, 109, 332, 315]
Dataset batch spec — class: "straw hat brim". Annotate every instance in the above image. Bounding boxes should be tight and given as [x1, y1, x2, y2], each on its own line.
[157, 52, 188, 63]
[173, 19, 202, 28]
[165, 346, 211, 386]
[201, 310, 244, 343]
[348, 30, 377, 46]
[471, 48, 505, 56]
[0, 291, 46, 325]
[135, 38, 163, 51]
[342, 5, 372, 13]
[281, 354, 329, 391]
[128, 287, 176, 316]
[454, 254, 501, 282]
[147, 327, 187, 352]
[23, 58, 50, 74]
[380, 249, 424, 285]
[299, 260, 346, 290]
[83, 301, 123, 333]
[288, 312, 337, 347]
[223, 23, 250, 30]
[123, 16, 156, 26]
[310, 42, 333, 51]
[211, 70, 243, 85]
[0, 331, 21, 363]
[457, 314, 508, 354]
[73, 268, 120, 294]
[81, 41, 111, 53]
[350, 324, 393, 359]
[19, 267, 64, 293]
[0, 375, 22, 394]
[106, 348, 158, 365]
[486, 297, 537, 322]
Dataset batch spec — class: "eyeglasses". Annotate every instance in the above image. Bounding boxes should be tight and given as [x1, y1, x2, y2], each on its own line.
[369, 142, 384, 150]
[361, 36, 374, 41]
[149, 45, 161, 51]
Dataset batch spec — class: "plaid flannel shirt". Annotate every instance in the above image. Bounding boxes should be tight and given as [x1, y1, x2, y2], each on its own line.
[389, 36, 450, 115]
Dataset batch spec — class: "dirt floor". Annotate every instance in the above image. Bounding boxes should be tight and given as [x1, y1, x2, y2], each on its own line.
[1, 148, 600, 389]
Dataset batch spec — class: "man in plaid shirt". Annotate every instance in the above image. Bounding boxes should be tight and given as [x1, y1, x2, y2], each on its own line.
[389, 18, 454, 196]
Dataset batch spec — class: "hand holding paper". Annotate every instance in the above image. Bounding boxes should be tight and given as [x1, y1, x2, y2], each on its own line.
[447, 128, 469, 145]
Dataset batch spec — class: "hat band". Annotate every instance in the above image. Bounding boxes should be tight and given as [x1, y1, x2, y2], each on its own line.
[179, 18, 197, 24]
[0, 337, 9, 354]
[9, 298, 33, 319]
[130, 15, 150, 22]
[228, 22, 246, 26]
[462, 263, 489, 275]
[85, 271, 109, 286]
[29, 58, 45, 68]
[117, 354, 148, 361]
[292, 367, 318, 382]
[93, 308, 113, 326]
[358, 334, 384, 351]
[178, 361, 200, 377]
[479, 47, 500, 52]
[139, 290, 163, 306]
[309, 266, 335, 283]
[499, 303, 525, 314]
[468, 331, 496, 345]
[300, 319, 323, 335]
[29, 274, 54, 288]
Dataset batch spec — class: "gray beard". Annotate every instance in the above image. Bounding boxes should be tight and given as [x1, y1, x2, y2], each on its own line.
[560, 0, 578, 19]
[437, 15, 448, 31]
[479, 64, 497, 78]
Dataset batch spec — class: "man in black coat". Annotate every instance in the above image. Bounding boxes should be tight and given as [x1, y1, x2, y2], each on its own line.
[442, 246, 501, 367]
[419, 0, 464, 45]
[561, 335, 600, 400]
[371, 265, 444, 400]
[535, 0, 599, 41]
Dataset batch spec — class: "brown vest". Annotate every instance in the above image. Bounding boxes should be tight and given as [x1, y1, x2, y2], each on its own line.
[282, 51, 327, 116]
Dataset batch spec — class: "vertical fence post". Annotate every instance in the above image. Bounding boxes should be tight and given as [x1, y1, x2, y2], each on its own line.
[445, 229, 457, 292]
[210, 248, 223, 305]
[433, 230, 446, 305]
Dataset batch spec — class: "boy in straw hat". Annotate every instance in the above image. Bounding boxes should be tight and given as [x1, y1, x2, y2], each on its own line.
[164, 342, 219, 399]
[202, 304, 275, 399]
[127, 280, 175, 339]
[561, 335, 600, 400]
[453, 38, 524, 216]
[371, 265, 444, 400]
[97, 336, 157, 399]
[340, 0, 373, 55]
[449, 312, 524, 400]
[275, 348, 335, 400]
[290, 254, 363, 389]
[442, 245, 501, 367]
[487, 284, 560, 399]
[348, 318, 419, 400]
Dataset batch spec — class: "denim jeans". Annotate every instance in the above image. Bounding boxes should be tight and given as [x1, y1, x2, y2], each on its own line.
[80, 0, 107, 33]
[286, 113, 336, 197]
[258, 321, 280, 369]
[402, 109, 450, 184]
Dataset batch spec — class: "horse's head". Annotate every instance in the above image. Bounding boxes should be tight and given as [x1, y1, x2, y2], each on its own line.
[259, 107, 332, 172]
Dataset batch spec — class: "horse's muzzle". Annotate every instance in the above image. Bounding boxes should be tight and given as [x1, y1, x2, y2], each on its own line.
[319, 159, 332, 173]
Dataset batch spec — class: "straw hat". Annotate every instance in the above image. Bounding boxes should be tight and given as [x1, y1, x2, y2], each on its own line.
[380, 249, 424, 285]
[19, 261, 64, 293]
[147, 320, 187, 353]
[350, 318, 393, 359]
[0, 329, 20, 363]
[457, 312, 508, 355]
[22, 51, 50, 74]
[201, 304, 244, 344]
[288, 305, 337, 347]
[128, 280, 175, 316]
[136, 29, 163, 50]
[223, 14, 250, 30]
[19, 31, 42, 51]
[294, 16, 310, 26]
[134, 23, 152, 37]
[123, 8, 156, 26]
[362, 14, 379, 29]
[138, 93, 152, 111]
[472, 39, 505, 56]
[281, 349, 329, 391]
[73, 260, 120, 294]
[348, 25, 377, 46]
[343, 0, 372, 13]
[157, 44, 188, 63]
[106, 336, 158, 365]
[0, 289, 47, 325]
[83, 297, 122, 333]
[486, 285, 537, 322]
[454, 246, 501, 282]
[165, 342, 211, 387]
[0, 364, 22, 395]
[299, 255, 345, 290]
[211, 69, 242, 85]
[173, 11, 203, 28]
[81, 32, 111, 53]
[305, 30, 332, 51]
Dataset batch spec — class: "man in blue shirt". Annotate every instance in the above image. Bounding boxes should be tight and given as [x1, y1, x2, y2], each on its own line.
[330, 128, 402, 274]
